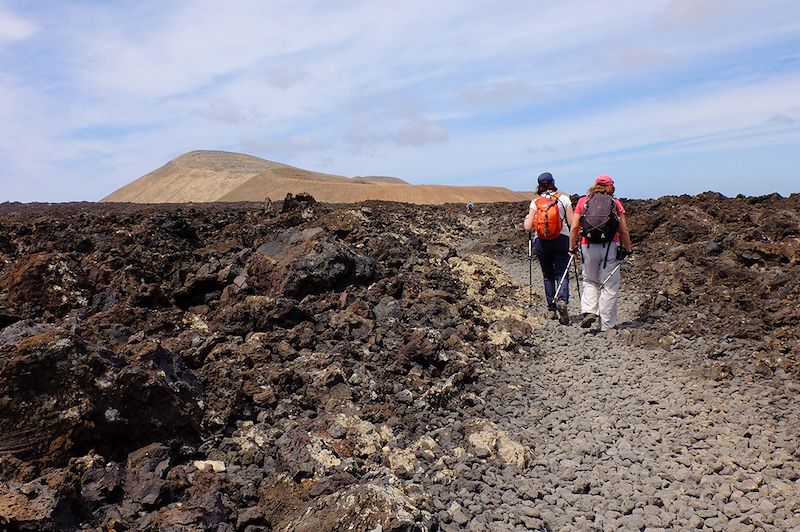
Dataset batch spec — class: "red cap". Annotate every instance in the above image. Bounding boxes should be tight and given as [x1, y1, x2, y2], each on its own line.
[595, 175, 614, 186]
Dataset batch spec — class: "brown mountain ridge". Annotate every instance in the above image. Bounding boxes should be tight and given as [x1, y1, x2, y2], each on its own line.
[102, 150, 528, 204]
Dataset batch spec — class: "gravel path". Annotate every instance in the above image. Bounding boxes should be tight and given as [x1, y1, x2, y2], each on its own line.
[429, 245, 800, 531]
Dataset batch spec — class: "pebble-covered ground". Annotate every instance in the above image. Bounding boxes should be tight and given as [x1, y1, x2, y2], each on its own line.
[427, 259, 800, 531]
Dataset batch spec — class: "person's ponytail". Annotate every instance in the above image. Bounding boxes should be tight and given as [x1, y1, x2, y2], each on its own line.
[587, 185, 614, 196]
[537, 183, 557, 195]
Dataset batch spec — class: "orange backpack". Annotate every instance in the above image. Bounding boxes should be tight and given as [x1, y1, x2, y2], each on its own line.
[533, 193, 563, 239]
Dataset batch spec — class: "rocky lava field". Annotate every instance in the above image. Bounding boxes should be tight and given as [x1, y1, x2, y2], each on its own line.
[1, 192, 799, 531]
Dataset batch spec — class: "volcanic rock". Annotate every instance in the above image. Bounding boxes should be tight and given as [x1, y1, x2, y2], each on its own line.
[1, 192, 799, 530]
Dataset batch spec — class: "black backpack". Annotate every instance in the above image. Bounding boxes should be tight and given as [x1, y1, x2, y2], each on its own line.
[580, 193, 619, 243]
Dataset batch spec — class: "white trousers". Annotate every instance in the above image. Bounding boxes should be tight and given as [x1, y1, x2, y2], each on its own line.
[580, 243, 621, 331]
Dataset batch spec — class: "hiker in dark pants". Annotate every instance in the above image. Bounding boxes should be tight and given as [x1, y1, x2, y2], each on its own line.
[569, 175, 633, 332]
[523, 172, 574, 323]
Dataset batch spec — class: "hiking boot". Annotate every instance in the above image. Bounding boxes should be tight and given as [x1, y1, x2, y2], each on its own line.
[580, 313, 597, 328]
[556, 300, 569, 325]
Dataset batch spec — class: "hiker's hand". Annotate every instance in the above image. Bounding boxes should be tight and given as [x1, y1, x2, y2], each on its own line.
[569, 246, 579, 257]
[617, 246, 632, 260]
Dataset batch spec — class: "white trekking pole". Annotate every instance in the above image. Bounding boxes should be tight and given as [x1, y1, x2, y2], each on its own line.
[551, 255, 574, 306]
[600, 257, 626, 289]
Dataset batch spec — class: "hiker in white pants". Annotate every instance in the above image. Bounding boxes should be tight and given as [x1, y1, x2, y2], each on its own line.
[579, 243, 622, 330]
[569, 175, 633, 331]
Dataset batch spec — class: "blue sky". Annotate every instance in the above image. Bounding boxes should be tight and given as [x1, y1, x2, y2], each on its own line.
[1, 0, 799, 201]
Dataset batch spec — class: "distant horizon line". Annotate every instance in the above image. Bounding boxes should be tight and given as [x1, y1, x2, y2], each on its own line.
[3, 188, 798, 206]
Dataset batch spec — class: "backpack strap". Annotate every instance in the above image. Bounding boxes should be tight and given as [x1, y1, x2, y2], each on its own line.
[553, 191, 564, 220]
[577, 195, 589, 247]
[602, 196, 618, 267]
[547, 191, 568, 227]
[610, 195, 621, 221]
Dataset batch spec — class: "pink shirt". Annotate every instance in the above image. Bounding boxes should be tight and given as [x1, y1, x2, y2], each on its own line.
[574, 195, 626, 244]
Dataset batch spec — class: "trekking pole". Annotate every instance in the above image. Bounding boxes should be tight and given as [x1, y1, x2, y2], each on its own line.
[527, 232, 533, 307]
[551, 255, 574, 306]
[600, 258, 626, 289]
[573, 256, 581, 300]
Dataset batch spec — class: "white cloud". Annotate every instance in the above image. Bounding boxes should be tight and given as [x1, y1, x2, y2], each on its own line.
[461, 80, 539, 107]
[323, 72, 800, 190]
[268, 66, 309, 90]
[344, 98, 449, 151]
[766, 113, 798, 126]
[58, 0, 655, 106]
[393, 118, 448, 146]
[510, 74, 800, 166]
[196, 99, 264, 124]
[69, 1, 382, 100]
[528, 144, 556, 155]
[613, 46, 672, 69]
[0, 6, 35, 43]
[660, 0, 746, 25]
[240, 135, 324, 156]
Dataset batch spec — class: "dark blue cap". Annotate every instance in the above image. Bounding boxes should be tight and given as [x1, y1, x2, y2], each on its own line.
[537, 172, 554, 185]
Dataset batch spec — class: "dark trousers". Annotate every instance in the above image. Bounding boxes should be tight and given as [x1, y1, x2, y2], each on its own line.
[534, 234, 570, 310]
